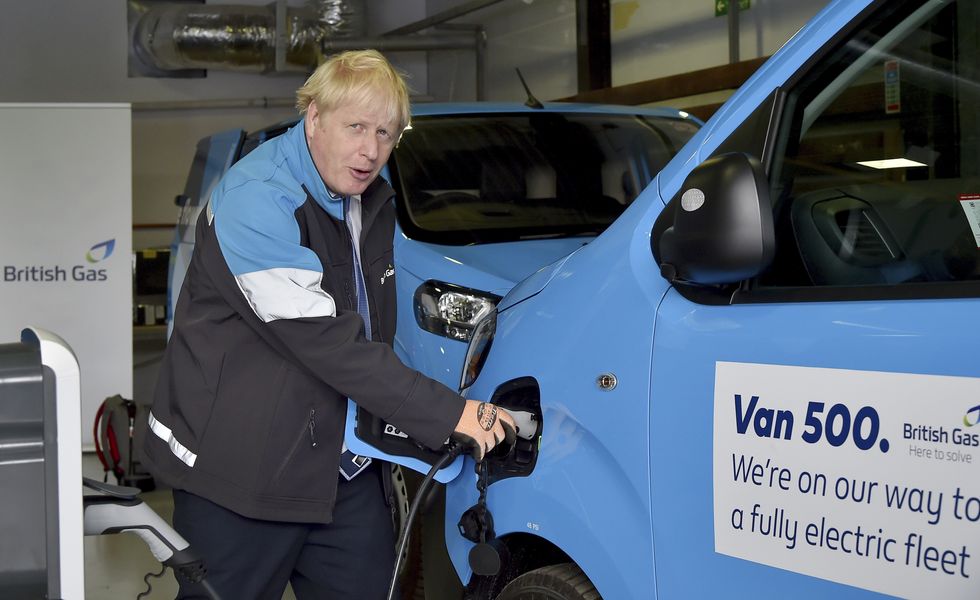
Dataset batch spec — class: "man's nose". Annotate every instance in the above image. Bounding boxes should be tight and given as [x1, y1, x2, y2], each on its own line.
[361, 135, 378, 161]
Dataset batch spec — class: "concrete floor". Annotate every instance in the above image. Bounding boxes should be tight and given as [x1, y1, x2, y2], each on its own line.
[82, 453, 298, 600]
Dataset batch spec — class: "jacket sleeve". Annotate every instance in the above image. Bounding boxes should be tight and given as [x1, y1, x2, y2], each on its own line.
[209, 180, 464, 450]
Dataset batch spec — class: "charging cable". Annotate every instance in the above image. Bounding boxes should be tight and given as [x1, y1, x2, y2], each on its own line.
[386, 442, 465, 600]
[384, 409, 536, 600]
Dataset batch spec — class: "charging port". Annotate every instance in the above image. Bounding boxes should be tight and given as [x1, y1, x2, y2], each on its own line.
[485, 377, 542, 484]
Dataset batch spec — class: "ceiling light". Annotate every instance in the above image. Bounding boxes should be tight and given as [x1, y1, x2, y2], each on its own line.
[856, 158, 927, 170]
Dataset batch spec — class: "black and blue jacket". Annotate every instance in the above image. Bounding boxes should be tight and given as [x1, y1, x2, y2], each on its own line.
[142, 122, 464, 524]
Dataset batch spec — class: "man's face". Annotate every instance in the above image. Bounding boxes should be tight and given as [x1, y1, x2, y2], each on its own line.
[304, 98, 399, 197]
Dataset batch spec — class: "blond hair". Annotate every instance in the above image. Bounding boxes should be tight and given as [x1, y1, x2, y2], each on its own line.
[296, 49, 411, 133]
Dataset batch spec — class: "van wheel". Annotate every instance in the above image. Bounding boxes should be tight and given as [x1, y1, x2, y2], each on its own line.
[495, 563, 601, 600]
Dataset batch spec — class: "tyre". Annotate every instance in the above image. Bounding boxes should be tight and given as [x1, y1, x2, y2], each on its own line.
[495, 563, 601, 600]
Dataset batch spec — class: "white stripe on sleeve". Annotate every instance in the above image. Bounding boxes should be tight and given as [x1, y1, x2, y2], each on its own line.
[235, 267, 337, 323]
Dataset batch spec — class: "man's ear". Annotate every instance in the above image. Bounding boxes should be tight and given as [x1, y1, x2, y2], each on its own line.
[304, 103, 319, 138]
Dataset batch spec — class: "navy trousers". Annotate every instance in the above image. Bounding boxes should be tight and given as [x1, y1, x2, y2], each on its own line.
[172, 462, 396, 599]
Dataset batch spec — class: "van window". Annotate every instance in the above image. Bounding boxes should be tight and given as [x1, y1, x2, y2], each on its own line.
[759, 0, 980, 292]
[391, 113, 698, 245]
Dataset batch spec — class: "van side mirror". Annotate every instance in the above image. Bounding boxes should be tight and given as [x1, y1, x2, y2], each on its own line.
[657, 153, 775, 285]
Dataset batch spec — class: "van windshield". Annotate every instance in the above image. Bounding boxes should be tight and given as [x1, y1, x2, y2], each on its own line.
[390, 112, 698, 245]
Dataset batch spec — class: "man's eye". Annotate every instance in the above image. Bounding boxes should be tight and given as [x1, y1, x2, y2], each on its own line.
[349, 123, 363, 131]
[378, 129, 390, 139]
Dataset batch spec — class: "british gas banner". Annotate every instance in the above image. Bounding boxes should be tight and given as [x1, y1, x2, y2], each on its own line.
[0, 104, 132, 449]
[714, 361, 980, 599]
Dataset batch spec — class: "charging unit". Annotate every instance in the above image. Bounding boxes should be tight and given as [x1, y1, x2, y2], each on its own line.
[0, 328, 84, 598]
[0, 328, 217, 599]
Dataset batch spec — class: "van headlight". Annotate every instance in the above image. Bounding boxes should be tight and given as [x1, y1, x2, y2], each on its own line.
[414, 281, 500, 342]
[460, 309, 496, 391]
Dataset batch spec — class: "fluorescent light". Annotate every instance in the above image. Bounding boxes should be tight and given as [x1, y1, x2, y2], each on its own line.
[856, 158, 927, 170]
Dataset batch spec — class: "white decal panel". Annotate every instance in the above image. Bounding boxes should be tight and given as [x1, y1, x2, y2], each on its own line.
[714, 362, 980, 599]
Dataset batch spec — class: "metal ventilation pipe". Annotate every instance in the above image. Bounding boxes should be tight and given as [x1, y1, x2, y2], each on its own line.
[131, 0, 366, 74]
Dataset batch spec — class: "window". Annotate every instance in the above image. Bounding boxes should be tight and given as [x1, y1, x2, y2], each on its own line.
[391, 113, 698, 246]
[757, 0, 980, 294]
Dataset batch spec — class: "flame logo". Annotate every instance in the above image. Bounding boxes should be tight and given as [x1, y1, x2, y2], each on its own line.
[963, 405, 980, 427]
[86, 239, 115, 263]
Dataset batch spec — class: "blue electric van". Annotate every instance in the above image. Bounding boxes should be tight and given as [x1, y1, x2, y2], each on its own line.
[440, 0, 980, 599]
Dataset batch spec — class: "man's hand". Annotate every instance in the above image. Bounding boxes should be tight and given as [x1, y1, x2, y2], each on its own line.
[452, 400, 517, 461]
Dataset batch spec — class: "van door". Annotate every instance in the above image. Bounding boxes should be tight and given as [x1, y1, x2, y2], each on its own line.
[650, 1, 980, 598]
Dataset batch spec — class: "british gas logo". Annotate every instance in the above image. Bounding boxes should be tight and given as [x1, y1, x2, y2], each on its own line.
[86, 239, 115, 263]
[963, 405, 980, 427]
[380, 264, 395, 285]
[2, 239, 114, 283]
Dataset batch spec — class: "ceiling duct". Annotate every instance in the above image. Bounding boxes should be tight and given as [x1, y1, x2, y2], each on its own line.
[129, 0, 366, 76]
[127, 0, 491, 99]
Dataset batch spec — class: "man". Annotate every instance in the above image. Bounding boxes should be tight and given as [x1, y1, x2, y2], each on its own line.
[142, 49, 514, 599]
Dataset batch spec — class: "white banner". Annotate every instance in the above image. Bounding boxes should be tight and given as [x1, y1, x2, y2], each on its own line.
[0, 104, 132, 449]
[714, 361, 980, 599]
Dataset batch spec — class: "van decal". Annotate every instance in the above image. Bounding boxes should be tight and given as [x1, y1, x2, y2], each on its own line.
[714, 362, 980, 599]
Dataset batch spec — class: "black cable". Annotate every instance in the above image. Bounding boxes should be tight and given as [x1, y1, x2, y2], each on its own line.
[136, 564, 167, 599]
[386, 443, 464, 600]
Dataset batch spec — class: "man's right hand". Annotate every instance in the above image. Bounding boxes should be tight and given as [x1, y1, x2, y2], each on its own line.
[452, 399, 516, 461]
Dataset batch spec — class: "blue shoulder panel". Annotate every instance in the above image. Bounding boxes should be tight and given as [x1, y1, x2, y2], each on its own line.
[212, 178, 320, 277]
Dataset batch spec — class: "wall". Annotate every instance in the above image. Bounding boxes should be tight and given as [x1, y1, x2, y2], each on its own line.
[425, 0, 827, 104]
[612, 0, 824, 86]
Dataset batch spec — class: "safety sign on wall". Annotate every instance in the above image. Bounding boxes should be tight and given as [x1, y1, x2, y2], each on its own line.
[714, 362, 979, 599]
[715, 0, 751, 17]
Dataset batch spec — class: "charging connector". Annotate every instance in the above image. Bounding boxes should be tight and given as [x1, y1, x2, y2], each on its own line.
[507, 410, 539, 441]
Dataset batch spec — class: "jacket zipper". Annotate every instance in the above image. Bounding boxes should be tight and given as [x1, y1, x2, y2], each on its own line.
[270, 408, 317, 485]
[367, 272, 383, 342]
[308, 408, 317, 447]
